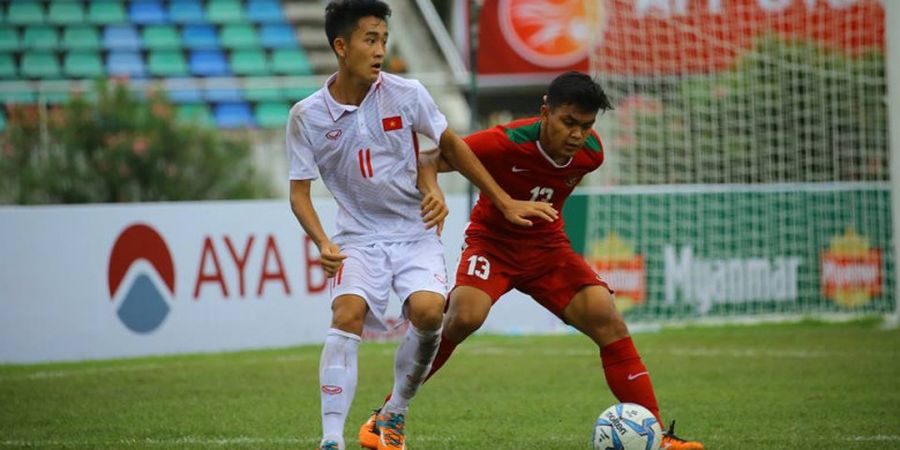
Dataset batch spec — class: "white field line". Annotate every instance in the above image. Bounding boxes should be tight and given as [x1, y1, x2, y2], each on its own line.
[845, 435, 900, 442]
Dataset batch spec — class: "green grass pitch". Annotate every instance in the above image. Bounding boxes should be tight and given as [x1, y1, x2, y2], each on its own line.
[2, 319, 899, 449]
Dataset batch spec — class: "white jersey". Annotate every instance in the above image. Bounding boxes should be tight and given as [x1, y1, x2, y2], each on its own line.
[286, 72, 448, 247]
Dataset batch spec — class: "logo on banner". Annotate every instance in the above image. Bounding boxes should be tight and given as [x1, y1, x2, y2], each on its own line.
[588, 232, 645, 312]
[820, 228, 882, 308]
[108, 224, 176, 333]
[498, 0, 607, 68]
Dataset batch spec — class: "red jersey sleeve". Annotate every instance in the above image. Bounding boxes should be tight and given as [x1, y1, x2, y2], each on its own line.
[462, 126, 510, 172]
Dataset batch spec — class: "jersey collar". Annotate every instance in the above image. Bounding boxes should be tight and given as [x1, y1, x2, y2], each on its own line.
[322, 72, 383, 122]
[535, 136, 573, 169]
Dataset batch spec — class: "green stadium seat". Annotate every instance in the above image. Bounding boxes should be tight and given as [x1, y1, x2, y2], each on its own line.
[63, 52, 104, 78]
[21, 52, 60, 78]
[230, 49, 269, 75]
[22, 26, 58, 50]
[88, 1, 127, 24]
[255, 102, 289, 128]
[220, 24, 260, 49]
[143, 25, 181, 50]
[283, 86, 318, 102]
[148, 50, 189, 76]
[0, 89, 36, 104]
[48, 2, 85, 25]
[0, 54, 16, 78]
[8, 2, 46, 25]
[271, 49, 312, 75]
[244, 86, 283, 102]
[176, 103, 213, 126]
[0, 110, 5, 132]
[62, 26, 101, 50]
[207, 0, 245, 23]
[0, 27, 20, 53]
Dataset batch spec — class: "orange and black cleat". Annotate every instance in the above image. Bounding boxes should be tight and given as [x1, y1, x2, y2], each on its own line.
[660, 420, 704, 450]
[358, 408, 380, 449]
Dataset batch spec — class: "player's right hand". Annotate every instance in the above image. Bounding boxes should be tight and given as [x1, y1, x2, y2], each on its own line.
[318, 241, 347, 278]
[501, 200, 558, 227]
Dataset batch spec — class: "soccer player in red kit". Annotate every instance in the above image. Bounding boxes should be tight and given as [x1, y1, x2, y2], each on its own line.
[359, 71, 703, 450]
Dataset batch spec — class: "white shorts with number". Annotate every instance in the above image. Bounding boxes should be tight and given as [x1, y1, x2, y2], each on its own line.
[329, 236, 448, 332]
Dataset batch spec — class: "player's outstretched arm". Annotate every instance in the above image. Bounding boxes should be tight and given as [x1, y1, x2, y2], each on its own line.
[416, 151, 449, 236]
[289, 180, 346, 277]
[438, 129, 558, 227]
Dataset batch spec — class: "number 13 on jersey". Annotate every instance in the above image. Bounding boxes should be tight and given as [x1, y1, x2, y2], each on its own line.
[530, 186, 553, 202]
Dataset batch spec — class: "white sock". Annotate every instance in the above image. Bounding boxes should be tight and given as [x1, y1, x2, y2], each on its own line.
[319, 328, 360, 448]
[383, 325, 441, 414]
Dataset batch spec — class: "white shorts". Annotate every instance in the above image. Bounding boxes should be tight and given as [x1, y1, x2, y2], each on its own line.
[330, 237, 448, 332]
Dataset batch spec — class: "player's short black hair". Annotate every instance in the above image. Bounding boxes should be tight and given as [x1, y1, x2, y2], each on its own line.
[325, 0, 391, 52]
[546, 71, 613, 113]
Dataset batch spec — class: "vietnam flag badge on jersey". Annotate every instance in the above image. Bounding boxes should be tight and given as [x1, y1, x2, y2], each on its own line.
[382, 116, 403, 132]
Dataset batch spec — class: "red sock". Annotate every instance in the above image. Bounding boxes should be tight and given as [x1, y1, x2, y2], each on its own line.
[600, 336, 663, 425]
[382, 331, 459, 405]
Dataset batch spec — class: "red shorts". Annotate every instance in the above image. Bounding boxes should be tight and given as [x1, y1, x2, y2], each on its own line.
[452, 234, 611, 319]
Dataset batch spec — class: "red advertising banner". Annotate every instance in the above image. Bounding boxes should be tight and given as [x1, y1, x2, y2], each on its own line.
[477, 0, 884, 77]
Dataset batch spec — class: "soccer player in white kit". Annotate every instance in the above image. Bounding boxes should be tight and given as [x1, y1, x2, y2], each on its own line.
[286, 2, 558, 449]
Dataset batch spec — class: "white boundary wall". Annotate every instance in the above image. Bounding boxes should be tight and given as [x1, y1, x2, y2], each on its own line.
[0, 195, 565, 364]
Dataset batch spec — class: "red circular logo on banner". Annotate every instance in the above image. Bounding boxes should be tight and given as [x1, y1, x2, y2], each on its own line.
[498, 0, 607, 68]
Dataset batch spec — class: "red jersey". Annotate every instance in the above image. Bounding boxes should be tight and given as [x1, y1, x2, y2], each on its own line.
[463, 117, 604, 243]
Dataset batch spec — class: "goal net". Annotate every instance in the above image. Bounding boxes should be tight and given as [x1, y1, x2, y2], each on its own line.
[574, 0, 893, 323]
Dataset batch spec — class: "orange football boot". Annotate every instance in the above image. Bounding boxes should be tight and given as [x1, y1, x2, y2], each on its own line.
[660, 420, 704, 449]
[358, 408, 380, 449]
[376, 410, 406, 450]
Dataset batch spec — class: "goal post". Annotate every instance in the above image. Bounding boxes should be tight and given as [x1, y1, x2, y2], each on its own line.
[577, 0, 893, 324]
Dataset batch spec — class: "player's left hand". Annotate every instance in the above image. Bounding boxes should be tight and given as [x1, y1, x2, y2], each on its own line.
[420, 189, 449, 236]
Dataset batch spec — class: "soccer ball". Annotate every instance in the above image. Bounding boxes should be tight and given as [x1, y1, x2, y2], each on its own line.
[592, 403, 662, 450]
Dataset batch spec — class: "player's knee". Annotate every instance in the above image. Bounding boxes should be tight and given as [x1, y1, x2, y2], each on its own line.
[331, 303, 366, 333]
[407, 297, 445, 331]
[447, 306, 486, 338]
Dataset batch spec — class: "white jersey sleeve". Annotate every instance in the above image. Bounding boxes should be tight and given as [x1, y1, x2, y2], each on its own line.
[411, 80, 449, 144]
[286, 108, 320, 181]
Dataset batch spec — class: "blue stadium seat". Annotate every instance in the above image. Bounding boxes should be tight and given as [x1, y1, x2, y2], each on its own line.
[214, 102, 254, 128]
[103, 25, 141, 51]
[182, 25, 219, 49]
[260, 24, 296, 48]
[247, 0, 284, 23]
[189, 50, 228, 76]
[130, 0, 167, 25]
[205, 80, 243, 103]
[107, 51, 146, 77]
[163, 78, 203, 103]
[169, 0, 206, 24]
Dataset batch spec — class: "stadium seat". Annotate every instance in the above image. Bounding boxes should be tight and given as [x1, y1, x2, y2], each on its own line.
[63, 52, 104, 78]
[21, 52, 60, 78]
[0, 27, 21, 53]
[271, 49, 312, 75]
[148, 50, 189, 76]
[0, 110, 5, 132]
[143, 25, 180, 50]
[130, 0, 168, 25]
[0, 87, 36, 104]
[255, 102, 289, 128]
[107, 51, 146, 77]
[103, 25, 141, 51]
[283, 86, 318, 102]
[163, 78, 202, 103]
[88, 1, 127, 25]
[48, 2, 85, 25]
[22, 26, 58, 50]
[0, 54, 16, 78]
[62, 26, 102, 50]
[244, 86, 283, 102]
[182, 25, 219, 49]
[231, 49, 270, 75]
[176, 103, 213, 126]
[247, 0, 284, 23]
[214, 102, 254, 128]
[37, 81, 74, 104]
[169, 0, 206, 24]
[8, 2, 45, 25]
[260, 24, 296, 48]
[207, 0, 245, 23]
[189, 50, 229, 76]
[220, 24, 260, 50]
[205, 79, 243, 102]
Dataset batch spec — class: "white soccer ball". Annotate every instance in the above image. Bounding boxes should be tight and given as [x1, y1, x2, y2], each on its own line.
[592, 403, 662, 450]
